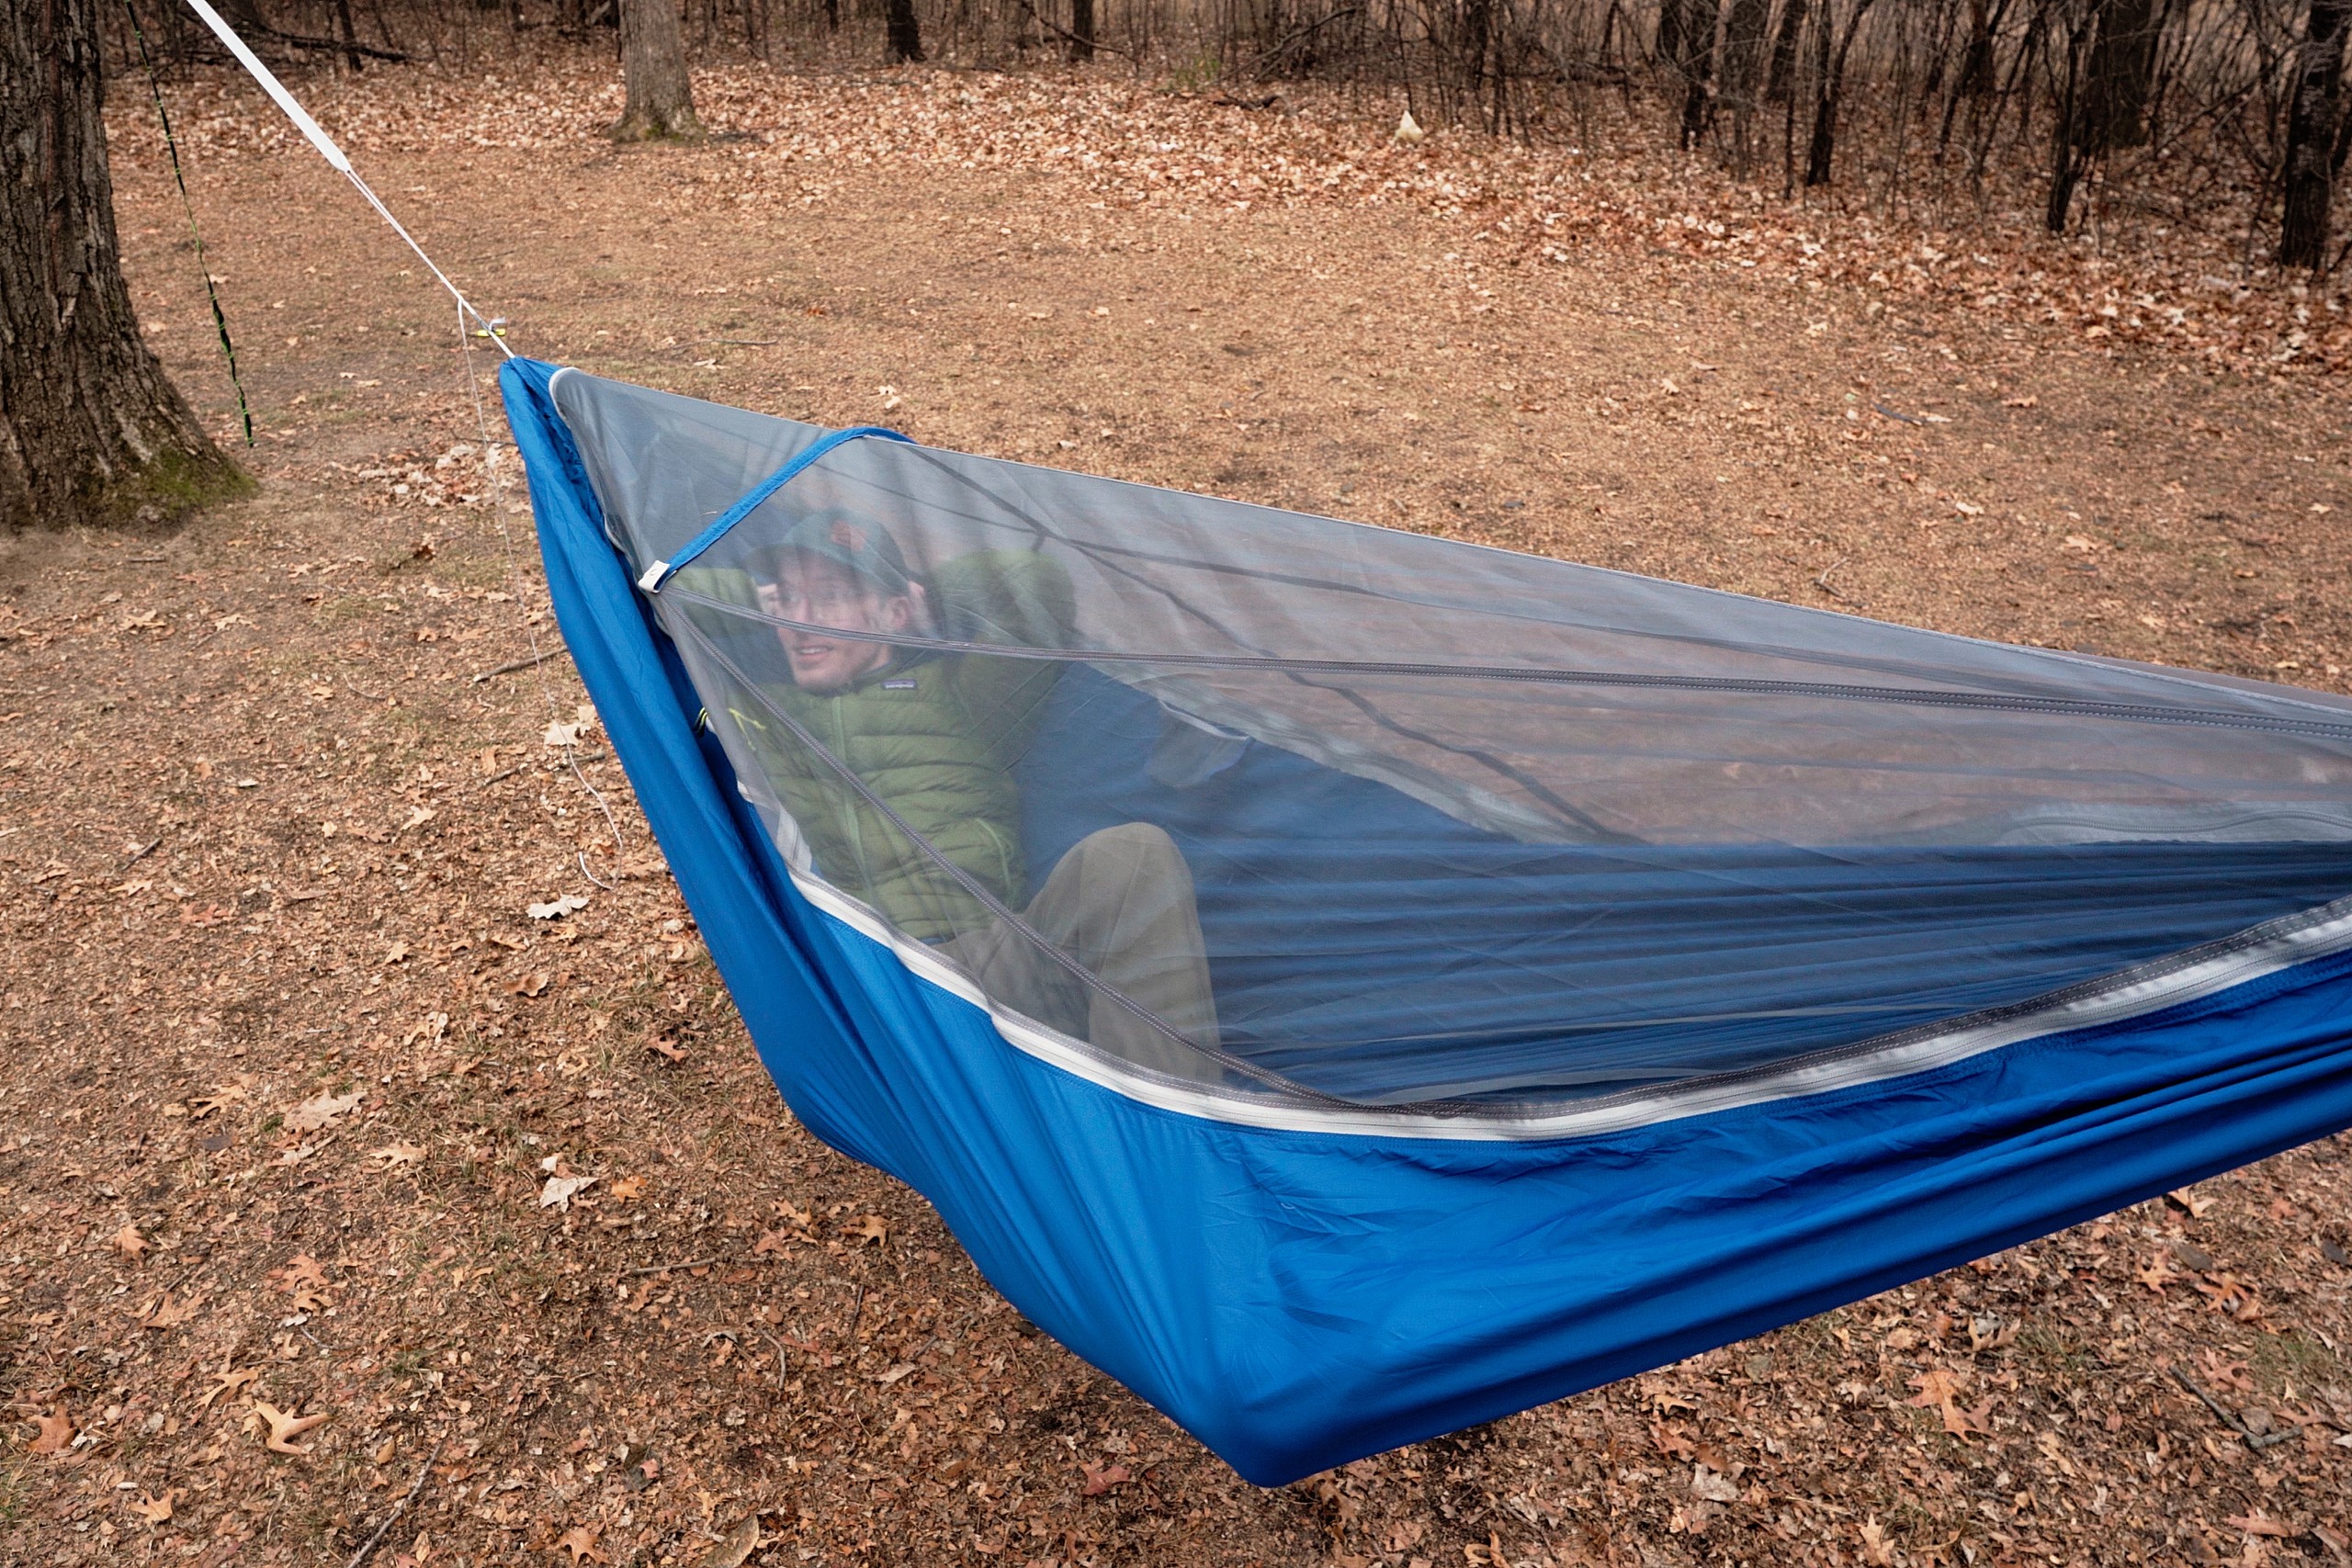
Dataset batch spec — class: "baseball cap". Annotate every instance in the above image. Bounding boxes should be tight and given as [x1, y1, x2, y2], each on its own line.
[752, 508, 915, 597]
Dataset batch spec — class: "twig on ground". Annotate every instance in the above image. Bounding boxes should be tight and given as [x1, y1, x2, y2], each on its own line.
[704, 337, 780, 347]
[1871, 401, 1926, 425]
[119, 835, 163, 872]
[476, 765, 525, 790]
[345, 1437, 442, 1568]
[469, 646, 570, 684]
[623, 1256, 734, 1279]
[2169, 1364, 2298, 1450]
[844, 1281, 868, 1346]
[760, 1329, 791, 1390]
[1815, 556, 1856, 604]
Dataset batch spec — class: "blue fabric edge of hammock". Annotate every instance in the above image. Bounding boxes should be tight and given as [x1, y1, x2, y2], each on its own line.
[503, 356, 2352, 1486]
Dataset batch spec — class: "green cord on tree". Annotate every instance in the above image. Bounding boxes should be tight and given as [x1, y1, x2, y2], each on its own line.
[124, 2, 254, 448]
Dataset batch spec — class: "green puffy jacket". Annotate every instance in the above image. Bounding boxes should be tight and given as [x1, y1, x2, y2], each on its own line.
[710, 550, 1076, 942]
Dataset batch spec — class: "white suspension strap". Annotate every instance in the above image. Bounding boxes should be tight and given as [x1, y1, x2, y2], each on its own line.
[179, 0, 514, 358]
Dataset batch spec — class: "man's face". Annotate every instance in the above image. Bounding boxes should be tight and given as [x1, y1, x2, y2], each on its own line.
[757, 553, 913, 694]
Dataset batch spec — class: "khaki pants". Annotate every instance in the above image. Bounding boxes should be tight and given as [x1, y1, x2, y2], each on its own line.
[942, 822, 1220, 1079]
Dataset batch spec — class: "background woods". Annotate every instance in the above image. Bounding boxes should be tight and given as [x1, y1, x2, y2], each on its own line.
[111, 0, 2352, 271]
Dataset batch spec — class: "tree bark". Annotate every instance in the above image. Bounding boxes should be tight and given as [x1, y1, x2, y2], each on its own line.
[1656, 0, 1691, 67]
[609, 0, 704, 141]
[1804, 0, 1874, 184]
[1676, 0, 1721, 146]
[1, 0, 243, 532]
[2045, 4, 2093, 231]
[2280, 0, 2352, 267]
[1721, 0, 1770, 103]
[1765, 0, 1808, 103]
[883, 0, 923, 60]
[1068, 0, 1094, 61]
[2075, 0, 2164, 152]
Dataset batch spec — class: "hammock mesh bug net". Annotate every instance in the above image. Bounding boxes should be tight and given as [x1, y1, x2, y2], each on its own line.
[556, 367, 2352, 1114]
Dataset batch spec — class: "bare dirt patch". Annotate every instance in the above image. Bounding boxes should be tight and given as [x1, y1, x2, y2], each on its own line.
[5, 49, 2352, 1568]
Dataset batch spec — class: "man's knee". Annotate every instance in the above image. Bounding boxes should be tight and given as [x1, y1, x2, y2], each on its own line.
[1074, 821, 1180, 865]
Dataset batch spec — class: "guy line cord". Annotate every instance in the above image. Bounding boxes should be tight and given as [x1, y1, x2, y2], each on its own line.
[175, 0, 628, 883]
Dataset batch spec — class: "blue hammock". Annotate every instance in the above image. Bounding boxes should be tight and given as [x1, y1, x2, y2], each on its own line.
[503, 357, 2352, 1484]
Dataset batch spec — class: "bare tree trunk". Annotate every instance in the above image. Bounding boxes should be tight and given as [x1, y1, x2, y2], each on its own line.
[1766, 0, 1808, 102]
[1, 0, 245, 531]
[1656, 0, 1691, 65]
[1955, 0, 1994, 95]
[1677, 0, 1721, 145]
[332, 0, 365, 70]
[2075, 0, 2163, 152]
[1804, 0, 1873, 184]
[2280, 0, 2352, 267]
[2045, 2, 2093, 231]
[610, 0, 704, 139]
[1721, 0, 1770, 169]
[883, 0, 923, 59]
[1069, 0, 1094, 60]
[1722, 0, 1770, 102]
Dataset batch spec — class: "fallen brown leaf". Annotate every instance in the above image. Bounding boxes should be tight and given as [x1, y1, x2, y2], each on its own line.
[695, 1516, 763, 1568]
[253, 1399, 330, 1455]
[197, 1365, 260, 1410]
[286, 1089, 363, 1133]
[140, 1292, 203, 1330]
[554, 1523, 609, 1563]
[111, 1224, 151, 1262]
[26, 1407, 74, 1454]
[2227, 1515, 2296, 1539]
[1080, 1459, 1130, 1496]
[129, 1487, 183, 1524]
[2168, 1185, 2218, 1218]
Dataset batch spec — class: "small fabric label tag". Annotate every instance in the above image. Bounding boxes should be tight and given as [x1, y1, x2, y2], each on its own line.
[881, 678, 918, 690]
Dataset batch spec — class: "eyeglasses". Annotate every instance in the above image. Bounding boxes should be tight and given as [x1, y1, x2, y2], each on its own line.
[759, 575, 885, 628]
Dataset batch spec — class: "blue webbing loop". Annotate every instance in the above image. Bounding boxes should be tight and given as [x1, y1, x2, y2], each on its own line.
[635, 424, 915, 592]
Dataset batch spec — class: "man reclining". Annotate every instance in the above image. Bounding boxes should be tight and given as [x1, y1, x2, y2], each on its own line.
[726, 509, 1221, 1079]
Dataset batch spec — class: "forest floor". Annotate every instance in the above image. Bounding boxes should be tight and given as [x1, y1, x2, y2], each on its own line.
[6, 44, 2352, 1568]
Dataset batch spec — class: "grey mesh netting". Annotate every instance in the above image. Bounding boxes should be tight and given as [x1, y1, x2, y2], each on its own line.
[552, 367, 2352, 1111]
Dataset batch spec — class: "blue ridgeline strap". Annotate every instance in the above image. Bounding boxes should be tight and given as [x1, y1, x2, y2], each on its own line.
[636, 425, 915, 592]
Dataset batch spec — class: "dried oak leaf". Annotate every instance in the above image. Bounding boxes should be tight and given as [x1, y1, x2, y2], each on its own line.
[694, 1517, 763, 1568]
[1905, 1368, 1984, 1437]
[111, 1224, 151, 1263]
[26, 1407, 74, 1454]
[2226, 1515, 2296, 1539]
[271, 1254, 332, 1312]
[554, 1523, 609, 1563]
[371, 1143, 428, 1168]
[2168, 1185, 2218, 1218]
[539, 1174, 598, 1211]
[139, 1292, 204, 1330]
[850, 1213, 889, 1247]
[253, 1399, 330, 1455]
[286, 1090, 363, 1134]
[1080, 1459, 1130, 1496]
[197, 1366, 260, 1410]
[129, 1487, 183, 1524]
